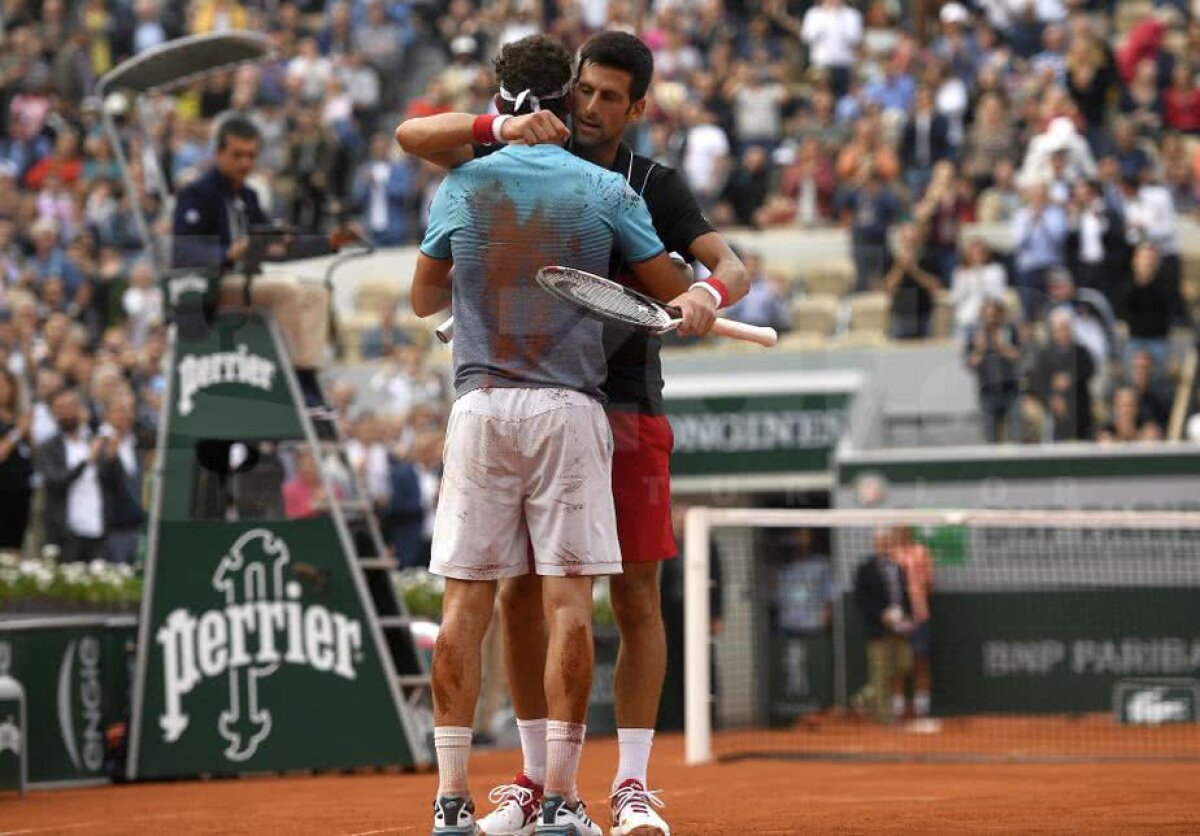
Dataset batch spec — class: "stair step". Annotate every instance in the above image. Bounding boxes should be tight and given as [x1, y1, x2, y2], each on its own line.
[358, 558, 393, 571]
[378, 615, 416, 629]
[396, 674, 431, 687]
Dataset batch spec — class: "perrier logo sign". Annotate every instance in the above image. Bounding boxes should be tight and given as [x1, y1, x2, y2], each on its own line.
[176, 344, 276, 417]
[156, 529, 365, 761]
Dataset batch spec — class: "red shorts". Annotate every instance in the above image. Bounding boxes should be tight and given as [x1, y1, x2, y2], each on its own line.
[608, 410, 677, 563]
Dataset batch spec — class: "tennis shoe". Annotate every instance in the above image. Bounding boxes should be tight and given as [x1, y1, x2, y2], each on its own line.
[536, 794, 602, 835]
[609, 779, 670, 836]
[477, 773, 543, 835]
[431, 794, 475, 835]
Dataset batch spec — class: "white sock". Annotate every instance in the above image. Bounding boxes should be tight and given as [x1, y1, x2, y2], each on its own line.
[434, 726, 472, 797]
[914, 691, 931, 718]
[891, 694, 906, 718]
[614, 728, 654, 789]
[545, 720, 586, 804]
[516, 717, 547, 785]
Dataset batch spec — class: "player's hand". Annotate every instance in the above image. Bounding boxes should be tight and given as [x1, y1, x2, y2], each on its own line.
[501, 111, 570, 146]
[672, 286, 718, 337]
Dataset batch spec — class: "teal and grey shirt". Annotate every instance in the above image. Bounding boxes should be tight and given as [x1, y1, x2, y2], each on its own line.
[420, 144, 664, 401]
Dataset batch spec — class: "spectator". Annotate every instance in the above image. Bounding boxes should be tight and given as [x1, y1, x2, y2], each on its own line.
[852, 528, 912, 724]
[728, 64, 787, 150]
[1018, 117, 1097, 191]
[1118, 243, 1174, 373]
[1109, 118, 1154, 181]
[722, 252, 792, 332]
[772, 528, 836, 635]
[679, 104, 731, 214]
[951, 237, 1009, 338]
[801, 0, 863, 98]
[282, 448, 335, 519]
[122, 259, 163, 348]
[1126, 348, 1175, 431]
[1028, 307, 1096, 441]
[352, 133, 414, 247]
[864, 55, 917, 116]
[375, 343, 448, 418]
[1098, 386, 1163, 443]
[966, 297, 1023, 443]
[962, 94, 1017, 190]
[98, 391, 145, 563]
[283, 108, 337, 232]
[900, 85, 952, 200]
[932, 3, 982, 85]
[0, 367, 33, 551]
[976, 159, 1021, 223]
[1119, 58, 1166, 138]
[1066, 21, 1117, 135]
[1164, 63, 1200, 133]
[839, 166, 900, 292]
[915, 161, 969, 283]
[884, 222, 942, 340]
[345, 410, 391, 517]
[889, 527, 934, 719]
[1066, 178, 1126, 308]
[1045, 267, 1117, 377]
[1122, 172, 1184, 323]
[37, 388, 107, 562]
[1012, 182, 1069, 318]
[718, 145, 772, 227]
[359, 306, 413, 361]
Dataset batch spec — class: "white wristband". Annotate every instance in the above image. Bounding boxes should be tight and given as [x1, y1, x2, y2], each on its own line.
[491, 114, 514, 145]
[690, 281, 722, 307]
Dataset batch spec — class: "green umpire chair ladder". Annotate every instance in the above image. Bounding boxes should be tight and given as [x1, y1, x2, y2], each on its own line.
[95, 34, 433, 779]
[0, 673, 27, 795]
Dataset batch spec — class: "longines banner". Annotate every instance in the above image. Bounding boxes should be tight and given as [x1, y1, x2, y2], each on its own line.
[129, 521, 415, 778]
[0, 616, 134, 786]
[664, 371, 862, 483]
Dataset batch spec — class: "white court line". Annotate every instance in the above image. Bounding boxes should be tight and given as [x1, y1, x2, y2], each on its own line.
[0, 823, 97, 835]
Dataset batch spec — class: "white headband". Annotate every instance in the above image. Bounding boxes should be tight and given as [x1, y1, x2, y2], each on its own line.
[499, 79, 572, 114]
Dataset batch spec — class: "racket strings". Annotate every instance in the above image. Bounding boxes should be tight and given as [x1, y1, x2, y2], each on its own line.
[547, 270, 671, 329]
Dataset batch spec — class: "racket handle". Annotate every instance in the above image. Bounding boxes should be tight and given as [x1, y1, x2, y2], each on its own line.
[712, 318, 778, 347]
[435, 316, 454, 344]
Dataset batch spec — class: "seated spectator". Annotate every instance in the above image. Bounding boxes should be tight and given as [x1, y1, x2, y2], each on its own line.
[1027, 307, 1096, 441]
[884, 223, 941, 340]
[1118, 243, 1174, 373]
[1119, 58, 1166, 138]
[966, 298, 1023, 443]
[373, 343, 448, 418]
[864, 55, 917, 116]
[1045, 267, 1117, 377]
[839, 166, 900, 292]
[755, 138, 837, 227]
[282, 448, 338, 518]
[951, 237, 1009, 339]
[722, 252, 792, 332]
[976, 159, 1021, 223]
[360, 306, 413, 361]
[1012, 183, 1069, 319]
[1164, 63, 1200, 133]
[1098, 386, 1163, 443]
[1126, 348, 1174, 431]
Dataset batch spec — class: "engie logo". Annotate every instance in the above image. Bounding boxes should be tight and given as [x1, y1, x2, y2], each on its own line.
[57, 636, 104, 773]
[156, 529, 365, 762]
[1114, 681, 1199, 725]
[177, 344, 276, 416]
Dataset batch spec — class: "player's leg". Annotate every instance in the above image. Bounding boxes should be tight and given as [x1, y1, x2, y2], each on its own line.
[428, 391, 529, 834]
[607, 411, 676, 836]
[911, 622, 932, 718]
[523, 388, 620, 835]
[477, 573, 548, 836]
[431, 577, 498, 832]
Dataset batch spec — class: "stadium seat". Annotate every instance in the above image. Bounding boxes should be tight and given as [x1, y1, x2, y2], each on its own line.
[802, 261, 855, 298]
[837, 291, 890, 344]
[776, 332, 828, 352]
[354, 278, 404, 318]
[790, 294, 840, 338]
[930, 292, 956, 339]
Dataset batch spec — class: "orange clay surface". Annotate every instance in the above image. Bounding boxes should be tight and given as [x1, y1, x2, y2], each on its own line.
[2, 732, 1198, 835]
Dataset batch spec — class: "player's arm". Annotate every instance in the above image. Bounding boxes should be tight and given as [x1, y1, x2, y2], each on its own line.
[411, 254, 452, 317]
[615, 189, 717, 335]
[394, 111, 570, 171]
[652, 167, 750, 305]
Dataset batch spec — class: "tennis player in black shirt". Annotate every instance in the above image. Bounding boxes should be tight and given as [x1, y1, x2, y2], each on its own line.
[397, 31, 748, 836]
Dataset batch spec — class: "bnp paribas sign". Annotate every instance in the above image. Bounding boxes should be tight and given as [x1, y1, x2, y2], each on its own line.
[129, 521, 415, 778]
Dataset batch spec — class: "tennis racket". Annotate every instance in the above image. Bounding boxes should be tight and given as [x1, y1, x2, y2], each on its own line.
[536, 266, 777, 347]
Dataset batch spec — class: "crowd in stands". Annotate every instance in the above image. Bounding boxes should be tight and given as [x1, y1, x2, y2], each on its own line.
[3, 0, 1200, 563]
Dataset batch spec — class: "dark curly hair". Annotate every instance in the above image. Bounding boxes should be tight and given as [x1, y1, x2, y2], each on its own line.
[492, 34, 574, 119]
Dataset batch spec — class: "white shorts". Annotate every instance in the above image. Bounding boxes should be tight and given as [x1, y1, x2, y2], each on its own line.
[430, 387, 622, 581]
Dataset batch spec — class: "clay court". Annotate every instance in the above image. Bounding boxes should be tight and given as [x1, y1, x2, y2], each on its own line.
[3, 733, 1199, 835]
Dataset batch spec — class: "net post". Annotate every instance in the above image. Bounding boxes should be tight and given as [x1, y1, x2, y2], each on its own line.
[684, 505, 713, 766]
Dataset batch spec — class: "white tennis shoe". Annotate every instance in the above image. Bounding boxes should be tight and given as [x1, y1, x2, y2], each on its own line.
[609, 779, 670, 836]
